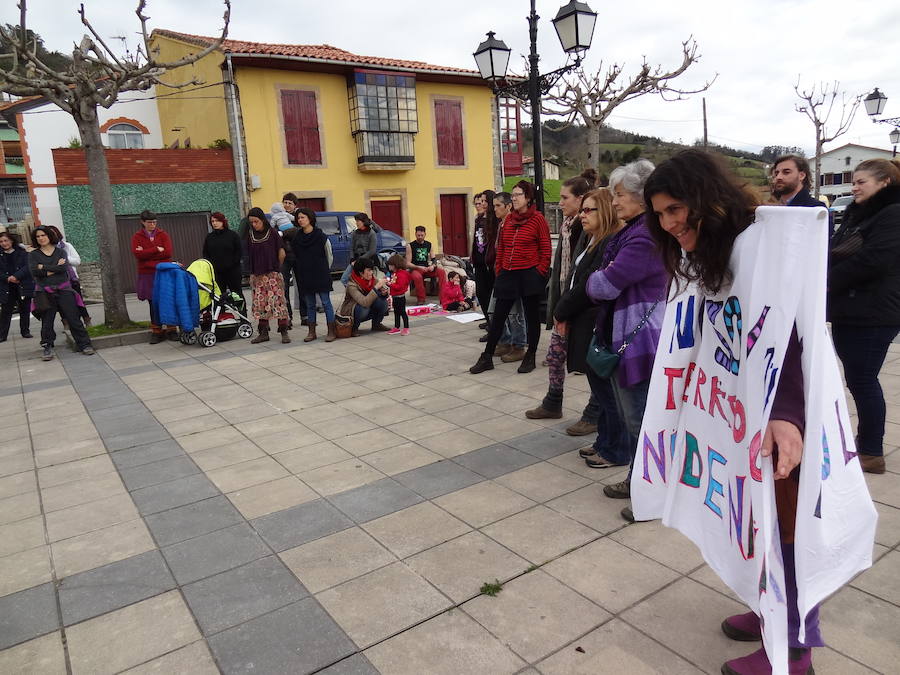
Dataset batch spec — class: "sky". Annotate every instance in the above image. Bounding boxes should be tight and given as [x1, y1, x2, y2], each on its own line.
[5, 0, 900, 157]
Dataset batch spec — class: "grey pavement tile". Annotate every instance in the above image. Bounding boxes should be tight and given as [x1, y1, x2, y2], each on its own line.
[58, 550, 175, 626]
[252, 499, 353, 552]
[452, 443, 541, 479]
[130, 473, 221, 516]
[110, 439, 186, 470]
[393, 460, 484, 499]
[119, 455, 200, 491]
[87, 402, 149, 424]
[328, 477, 423, 523]
[116, 364, 160, 377]
[20, 379, 69, 394]
[182, 556, 309, 635]
[0, 582, 59, 650]
[506, 428, 587, 459]
[82, 392, 140, 411]
[318, 653, 379, 675]
[93, 414, 162, 439]
[145, 495, 243, 546]
[208, 597, 356, 675]
[162, 522, 270, 585]
[103, 426, 173, 452]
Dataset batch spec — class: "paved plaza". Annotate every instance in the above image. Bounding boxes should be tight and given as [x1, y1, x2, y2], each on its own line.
[0, 304, 898, 674]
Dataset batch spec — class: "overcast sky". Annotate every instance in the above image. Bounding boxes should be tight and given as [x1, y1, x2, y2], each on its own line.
[6, 0, 900, 157]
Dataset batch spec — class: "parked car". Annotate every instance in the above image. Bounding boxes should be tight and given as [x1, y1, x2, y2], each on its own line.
[314, 212, 406, 273]
[830, 195, 854, 229]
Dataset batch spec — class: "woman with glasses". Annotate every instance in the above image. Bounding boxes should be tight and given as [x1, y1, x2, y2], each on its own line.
[470, 180, 551, 374]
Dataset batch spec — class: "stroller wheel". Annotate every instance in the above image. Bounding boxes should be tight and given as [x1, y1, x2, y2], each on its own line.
[237, 323, 253, 339]
[180, 331, 198, 345]
[199, 331, 217, 348]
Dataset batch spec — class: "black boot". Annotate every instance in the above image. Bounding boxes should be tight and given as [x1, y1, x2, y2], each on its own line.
[517, 351, 537, 373]
[469, 351, 494, 374]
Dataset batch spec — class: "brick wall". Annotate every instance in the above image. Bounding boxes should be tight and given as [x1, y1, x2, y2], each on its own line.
[51, 148, 235, 185]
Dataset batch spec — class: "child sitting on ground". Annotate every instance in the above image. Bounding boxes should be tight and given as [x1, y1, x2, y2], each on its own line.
[386, 254, 411, 335]
[440, 271, 474, 312]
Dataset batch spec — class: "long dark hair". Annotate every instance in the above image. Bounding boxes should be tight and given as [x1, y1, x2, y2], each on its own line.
[481, 189, 498, 244]
[644, 150, 759, 294]
[31, 226, 59, 247]
[562, 169, 596, 197]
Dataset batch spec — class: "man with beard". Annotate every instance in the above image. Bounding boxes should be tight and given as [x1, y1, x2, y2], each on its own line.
[770, 154, 823, 207]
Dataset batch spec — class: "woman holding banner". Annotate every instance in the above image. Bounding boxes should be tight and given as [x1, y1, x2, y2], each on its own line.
[643, 150, 833, 675]
[828, 158, 900, 475]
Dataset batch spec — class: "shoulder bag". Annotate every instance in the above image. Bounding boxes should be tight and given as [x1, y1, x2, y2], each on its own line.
[587, 299, 660, 379]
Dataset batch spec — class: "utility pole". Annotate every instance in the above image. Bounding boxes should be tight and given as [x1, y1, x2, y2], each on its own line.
[702, 97, 708, 151]
[527, 0, 544, 212]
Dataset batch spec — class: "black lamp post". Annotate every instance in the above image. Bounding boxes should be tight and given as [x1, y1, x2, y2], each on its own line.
[474, 0, 597, 212]
[864, 88, 900, 158]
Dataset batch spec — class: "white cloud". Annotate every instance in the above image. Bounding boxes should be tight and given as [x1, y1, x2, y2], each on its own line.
[7, 0, 900, 156]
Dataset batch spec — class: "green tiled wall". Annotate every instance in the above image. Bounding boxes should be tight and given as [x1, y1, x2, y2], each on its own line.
[58, 181, 240, 262]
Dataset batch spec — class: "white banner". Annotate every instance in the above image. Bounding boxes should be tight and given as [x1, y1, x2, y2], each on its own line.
[632, 206, 877, 673]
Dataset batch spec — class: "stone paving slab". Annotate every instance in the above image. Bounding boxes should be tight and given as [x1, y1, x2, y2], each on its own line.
[0, 307, 897, 674]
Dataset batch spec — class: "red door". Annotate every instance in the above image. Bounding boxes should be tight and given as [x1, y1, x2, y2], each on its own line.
[296, 198, 326, 211]
[440, 194, 468, 256]
[370, 199, 403, 236]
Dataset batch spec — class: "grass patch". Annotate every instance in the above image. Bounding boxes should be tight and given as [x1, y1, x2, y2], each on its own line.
[504, 176, 561, 203]
[480, 579, 503, 597]
[87, 321, 150, 338]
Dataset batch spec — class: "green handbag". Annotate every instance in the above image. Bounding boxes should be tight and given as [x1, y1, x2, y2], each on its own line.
[587, 300, 660, 379]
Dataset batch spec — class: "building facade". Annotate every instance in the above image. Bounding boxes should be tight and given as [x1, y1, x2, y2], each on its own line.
[816, 143, 895, 199]
[151, 30, 500, 256]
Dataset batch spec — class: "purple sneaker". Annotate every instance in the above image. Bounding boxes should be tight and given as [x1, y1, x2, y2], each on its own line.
[721, 611, 762, 641]
[722, 646, 814, 675]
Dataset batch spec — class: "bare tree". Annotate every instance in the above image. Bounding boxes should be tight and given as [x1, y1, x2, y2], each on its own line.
[794, 78, 861, 199]
[0, 0, 230, 328]
[539, 38, 715, 174]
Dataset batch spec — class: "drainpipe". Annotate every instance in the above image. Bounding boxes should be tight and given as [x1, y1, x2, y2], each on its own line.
[224, 54, 250, 215]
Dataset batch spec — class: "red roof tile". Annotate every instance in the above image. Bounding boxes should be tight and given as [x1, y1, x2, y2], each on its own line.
[153, 29, 479, 76]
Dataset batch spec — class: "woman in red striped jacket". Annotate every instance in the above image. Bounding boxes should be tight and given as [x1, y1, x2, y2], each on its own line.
[470, 180, 551, 374]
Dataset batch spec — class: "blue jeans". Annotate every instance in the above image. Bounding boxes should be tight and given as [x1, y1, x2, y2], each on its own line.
[340, 264, 353, 287]
[580, 391, 600, 425]
[305, 292, 334, 325]
[831, 323, 900, 456]
[585, 368, 630, 465]
[353, 296, 388, 329]
[610, 377, 651, 479]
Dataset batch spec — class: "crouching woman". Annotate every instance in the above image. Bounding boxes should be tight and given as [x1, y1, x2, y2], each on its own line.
[246, 207, 290, 344]
[339, 258, 390, 336]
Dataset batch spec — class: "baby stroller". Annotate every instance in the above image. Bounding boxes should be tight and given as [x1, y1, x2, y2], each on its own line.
[182, 259, 253, 347]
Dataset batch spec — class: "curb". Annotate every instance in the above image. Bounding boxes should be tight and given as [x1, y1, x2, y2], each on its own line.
[64, 329, 150, 350]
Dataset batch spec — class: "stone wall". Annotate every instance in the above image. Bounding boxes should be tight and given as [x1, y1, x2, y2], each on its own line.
[77, 261, 103, 300]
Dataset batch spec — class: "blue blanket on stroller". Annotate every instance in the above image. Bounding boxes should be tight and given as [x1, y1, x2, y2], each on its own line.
[152, 263, 200, 332]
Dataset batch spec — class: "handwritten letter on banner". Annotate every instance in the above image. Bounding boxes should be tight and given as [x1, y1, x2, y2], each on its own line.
[631, 206, 877, 673]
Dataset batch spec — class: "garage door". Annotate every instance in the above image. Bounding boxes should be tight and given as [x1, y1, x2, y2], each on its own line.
[117, 212, 211, 293]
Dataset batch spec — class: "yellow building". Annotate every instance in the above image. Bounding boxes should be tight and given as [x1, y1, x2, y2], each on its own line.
[151, 30, 500, 255]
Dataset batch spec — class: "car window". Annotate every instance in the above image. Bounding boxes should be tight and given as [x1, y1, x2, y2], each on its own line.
[317, 216, 341, 236]
[344, 216, 358, 233]
[833, 196, 853, 207]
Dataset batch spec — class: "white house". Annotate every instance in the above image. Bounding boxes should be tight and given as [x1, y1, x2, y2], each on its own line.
[523, 156, 561, 181]
[816, 143, 894, 199]
[0, 88, 163, 231]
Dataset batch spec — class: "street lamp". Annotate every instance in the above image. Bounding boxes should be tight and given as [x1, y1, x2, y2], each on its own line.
[473, 0, 597, 212]
[865, 87, 900, 157]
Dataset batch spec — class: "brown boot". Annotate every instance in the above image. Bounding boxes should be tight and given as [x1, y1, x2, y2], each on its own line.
[566, 420, 597, 436]
[280, 327, 291, 344]
[501, 346, 526, 363]
[251, 328, 269, 344]
[525, 405, 563, 419]
[325, 321, 337, 342]
[859, 453, 886, 474]
[303, 322, 317, 342]
[494, 343, 513, 358]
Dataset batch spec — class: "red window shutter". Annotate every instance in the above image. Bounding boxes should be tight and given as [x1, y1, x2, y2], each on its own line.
[435, 100, 464, 166]
[281, 90, 322, 165]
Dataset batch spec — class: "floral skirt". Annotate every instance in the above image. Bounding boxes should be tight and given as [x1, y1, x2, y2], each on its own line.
[250, 271, 288, 321]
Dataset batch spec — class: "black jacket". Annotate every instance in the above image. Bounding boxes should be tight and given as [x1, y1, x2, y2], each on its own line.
[202, 228, 243, 274]
[292, 227, 332, 293]
[546, 216, 583, 328]
[553, 234, 605, 373]
[788, 188, 825, 208]
[828, 184, 900, 325]
[0, 245, 34, 302]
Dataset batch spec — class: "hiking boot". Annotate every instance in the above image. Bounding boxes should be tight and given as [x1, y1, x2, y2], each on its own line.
[325, 321, 337, 342]
[722, 646, 813, 675]
[469, 352, 494, 374]
[603, 480, 631, 499]
[494, 343, 513, 357]
[149, 332, 164, 344]
[21, 331, 33, 338]
[501, 346, 526, 363]
[251, 328, 270, 344]
[585, 456, 621, 469]
[525, 405, 562, 419]
[303, 322, 317, 342]
[517, 352, 536, 373]
[721, 611, 762, 642]
[859, 453, 886, 474]
[41, 346, 53, 361]
[566, 420, 597, 436]
[280, 327, 291, 344]
[81, 346, 96, 356]
[578, 446, 597, 458]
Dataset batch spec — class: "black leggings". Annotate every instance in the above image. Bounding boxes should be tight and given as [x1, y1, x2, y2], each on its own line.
[39, 289, 91, 350]
[214, 266, 244, 299]
[474, 268, 494, 321]
[486, 294, 540, 356]
[392, 295, 409, 328]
